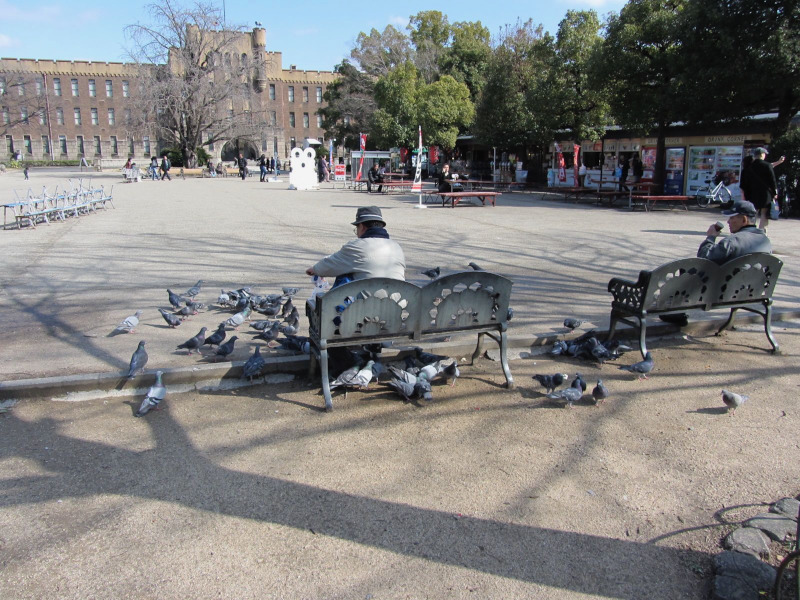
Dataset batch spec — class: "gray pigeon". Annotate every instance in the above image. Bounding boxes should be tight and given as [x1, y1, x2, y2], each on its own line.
[439, 362, 460, 386]
[113, 310, 143, 334]
[721, 389, 749, 415]
[415, 348, 449, 365]
[136, 371, 165, 417]
[592, 380, 609, 405]
[419, 363, 441, 382]
[167, 289, 183, 309]
[620, 352, 654, 379]
[218, 289, 230, 306]
[533, 373, 569, 394]
[550, 340, 568, 355]
[330, 360, 375, 396]
[127, 341, 148, 378]
[254, 321, 281, 342]
[386, 378, 415, 401]
[242, 346, 266, 382]
[414, 378, 433, 402]
[226, 306, 252, 329]
[563, 318, 583, 330]
[468, 262, 483, 271]
[214, 336, 238, 361]
[174, 305, 195, 318]
[421, 267, 440, 280]
[571, 373, 587, 392]
[547, 386, 582, 408]
[184, 280, 204, 298]
[177, 327, 207, 354]
[203, 323, 227, 347]
[159, 308, 182, 328]
[274, 335, 310, 353]
[388, 365, 421, 385]
[282, 287, 299, 297]
[250, 319, 278, 331]
[506, 307, 514, 322]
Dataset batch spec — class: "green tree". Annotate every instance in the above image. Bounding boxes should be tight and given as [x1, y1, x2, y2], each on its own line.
[370, 62, 421, 148]
[408, 10, 451, 84]
[417, 75, 475, 150]
[439, 21, 492, 102]
[350, 25, 411, 77]
[318, 60, 377, 150]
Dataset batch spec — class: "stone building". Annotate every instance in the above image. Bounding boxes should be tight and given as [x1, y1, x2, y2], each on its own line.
[0, 27, 337, 164]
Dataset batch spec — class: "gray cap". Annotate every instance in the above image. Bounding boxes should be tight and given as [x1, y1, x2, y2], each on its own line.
[752, 147, 768, 156]
[722, 200, 757, 218]
[352, 206, 385, 226]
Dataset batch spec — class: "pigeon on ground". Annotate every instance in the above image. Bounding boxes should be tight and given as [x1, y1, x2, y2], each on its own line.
[242, 346, 266, 382]
[571, 373, 587, 393]
[371, 361, 388, 381]
[234, 295, 251, 312]
[218, 289, 230, 306]
[226, 306, 252, 329]
[386, 378, 416, 401]
[174, 305, 196, 318]
[414, 378, 433, 402]
[468, 262, 483, 271]
[127, 341, 148, 378]
[250, 319, 278, 331]
[135, 371, 166, 417]
[281, 299, 295, 318]
[563, 318, 583, 330]
[592, 380, 609, 405]
[185, 299, 205, 312]
[439, 362, 460, 386]
[203, 323, 227, 348]
[419, 363, 441, 382]
[330, 360, 375, 395]
[113, 310, 143, 334]
[415, 348, 449, 365]
[506, 307, 514, 322]
[722, 389, 749, 415]
[273, 335, 310, 353]
[184, 280, 204, 299]
[255, 321, 281, 343]
[177, 327, 207, 354]
[421, 267, 440, 280]
[280, 323, 299, 336]
[619, 352, 655, 379]
[159, 308, 182, 328]
[284, 306, 300, 325]
[550, 340, 568, 355]
[532, 373, 569, 394]
[388, 365, 422, 385]
[547, 386, 583, 408]
[254, 303, 280, 316]
[282, 287, 299, 297]
[167, 289, 183, 309]
[214, 336, 238, 361]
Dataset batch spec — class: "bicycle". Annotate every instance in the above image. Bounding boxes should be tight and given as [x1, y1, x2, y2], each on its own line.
[695, 175, 732, 208]
[777, 174, 793, 218]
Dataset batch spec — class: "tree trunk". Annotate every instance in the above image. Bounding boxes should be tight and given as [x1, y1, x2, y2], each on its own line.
[654, 121, 667, 195]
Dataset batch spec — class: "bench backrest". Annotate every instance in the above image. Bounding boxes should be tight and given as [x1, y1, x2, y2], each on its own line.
[713, 253, 782, 307]
[420, 272, 513, 334]
[641, 258, 718, 312]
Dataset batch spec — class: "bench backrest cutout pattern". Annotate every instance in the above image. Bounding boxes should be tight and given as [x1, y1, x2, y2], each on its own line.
[420, 272, 513, 332]
[644, 259, 717, 312]
[715, 253, 783, 306]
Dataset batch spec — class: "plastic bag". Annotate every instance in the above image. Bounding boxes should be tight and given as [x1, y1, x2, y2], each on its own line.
[309, 275, 330, 302]
[770, 199, 780, 220]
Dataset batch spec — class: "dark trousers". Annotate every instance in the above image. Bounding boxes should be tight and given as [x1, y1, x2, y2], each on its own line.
[161, 171, 171, 181]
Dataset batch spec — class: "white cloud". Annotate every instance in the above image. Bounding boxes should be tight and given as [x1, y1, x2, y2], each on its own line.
[0, 0, 62, 22]
[388, 15, 408, 27]
[0, 33, 17, 48]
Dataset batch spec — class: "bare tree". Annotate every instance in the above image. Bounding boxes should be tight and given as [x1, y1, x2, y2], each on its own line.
[0, 72, 48, 139]
[125, 0, 270, 166]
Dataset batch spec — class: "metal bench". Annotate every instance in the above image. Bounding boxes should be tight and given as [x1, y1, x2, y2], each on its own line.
[606, 253, 783, 357]
[306, 271, 514, 410]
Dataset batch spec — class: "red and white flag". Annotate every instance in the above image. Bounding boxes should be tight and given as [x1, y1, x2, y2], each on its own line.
[355, 133, 367, 181]
[555, 142, 566, 182]
[412, 126, 423, 193]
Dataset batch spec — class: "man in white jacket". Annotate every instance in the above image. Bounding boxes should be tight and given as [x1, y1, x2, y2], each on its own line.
[306, 206, 406, 285]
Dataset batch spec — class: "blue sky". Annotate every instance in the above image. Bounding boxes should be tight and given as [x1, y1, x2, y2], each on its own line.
[0, 0, 626, 72]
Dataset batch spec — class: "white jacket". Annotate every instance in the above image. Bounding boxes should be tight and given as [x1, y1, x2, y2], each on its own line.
[312, 236, 406, 281]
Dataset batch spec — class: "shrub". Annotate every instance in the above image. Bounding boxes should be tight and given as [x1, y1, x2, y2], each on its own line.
[770, 129, 800, 217]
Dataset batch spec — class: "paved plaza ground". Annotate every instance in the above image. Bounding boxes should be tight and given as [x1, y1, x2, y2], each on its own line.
[1, 168, 799, 598]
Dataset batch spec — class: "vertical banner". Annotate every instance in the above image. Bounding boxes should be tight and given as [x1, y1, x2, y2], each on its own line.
[573, 143, 580, 186]
[412, 126, 423, 193]
[555, 142, 566, 182]
[429, 145, 438, 166]
[355, 133, 367, 181]
[328, 139, 333, 170]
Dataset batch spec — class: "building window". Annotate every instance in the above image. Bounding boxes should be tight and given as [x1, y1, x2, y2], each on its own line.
[35, 79, 43, 96]
[303, 113, 309, 128]
[56, 107, 64, 125]
[41, 135, 50, 154]
[262, 139, 267, 151]
[1, 106, 8, 124]
[273, 136, 278, 156]
[289, 112, 295, 127]
[88, 79, 96, 97]
[76, 135, 85, 155]
[59, 135, 67, 154]
[39, 110, 46, 125]
[122, 80, 129, 97]
[269, 84, 275, 100]
[207, 134, 214, 151]
[288, 86, 294, 102]
[94, 136, 101, 155]
[124, 108, 131, 124]
[128, 137, 134, 155]
[5, 135, 13, 155]
[74, 108, 81, 125]
[18, 83, 24, 96]
[105, 80, 113, 97]
[107, 108, 115, 125]
[0, 79, 5, 95]
[71, 78, 78, 96]
[53, 78, 62, 96]
[143, 136, 150, 155]
[302, 86, 308, 102]
[289, 136, 296, 150]
[20, 107, 28, 124]
[270, 110, 276, 126]
[91, 108, 99, 125]
[316, 86, 322, 102]
[317, 114, 322, 128]
[110, 135, 118, 155]
[24, 135, 32, 154]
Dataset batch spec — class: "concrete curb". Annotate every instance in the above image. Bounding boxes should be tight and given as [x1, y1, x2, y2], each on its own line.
[2, 309, 798, 403]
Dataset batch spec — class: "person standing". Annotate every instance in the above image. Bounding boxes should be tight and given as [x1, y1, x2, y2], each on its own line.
[258, 154, 267, 182]
[237, 153, 248, 181]
[270, 156, 275, 173]
[631, 155, 644, 183]
[740, 147, 777, 232]
[619, 157, 630, 192]
[160, 154, 171, 181]
[23, 164, 29, 180]
[149, 156, 159, 180]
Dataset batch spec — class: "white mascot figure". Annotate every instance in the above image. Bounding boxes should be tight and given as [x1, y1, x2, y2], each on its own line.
[288, 147, 319, 190]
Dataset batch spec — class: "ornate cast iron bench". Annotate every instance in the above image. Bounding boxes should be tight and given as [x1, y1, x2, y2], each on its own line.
[606, 253, 783, 357]
[306, 272, 514, 410]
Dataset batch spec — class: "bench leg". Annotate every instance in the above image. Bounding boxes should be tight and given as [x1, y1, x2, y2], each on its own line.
[319, 348, 333, 411]
[763, 301, 780, 353]
[637, 316, 649, 358]
[498, 330, 514, 388]
[716, 307, 738, 335]
[470, 332, 485, 365]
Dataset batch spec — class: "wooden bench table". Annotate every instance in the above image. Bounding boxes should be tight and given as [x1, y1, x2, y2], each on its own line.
[439, 191, 501, 207]
[380, 181, 415, 193]
[631, 195, 692, 211]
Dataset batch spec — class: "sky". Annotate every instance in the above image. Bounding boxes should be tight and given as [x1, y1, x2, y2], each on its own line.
[0, 0, 626, 72]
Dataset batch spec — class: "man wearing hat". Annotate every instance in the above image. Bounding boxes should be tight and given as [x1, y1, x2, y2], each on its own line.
[739, 147, 778, 232]
[697, 200, 772, 265]
[306, 206, 406, 285]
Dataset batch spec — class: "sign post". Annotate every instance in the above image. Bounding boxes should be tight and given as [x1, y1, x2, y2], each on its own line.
[412, 125, 425, 209]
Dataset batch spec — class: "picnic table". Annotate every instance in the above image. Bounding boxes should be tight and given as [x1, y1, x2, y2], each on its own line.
[438, 191, 501, 208]
[631, 194, 692, 211]
[379, 181, 416, 193]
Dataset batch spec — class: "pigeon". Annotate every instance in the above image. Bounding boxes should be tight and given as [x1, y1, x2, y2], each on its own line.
[282, 287, 299, 297]
[280, 323, 299, 336]
[619, 352, 655, 379]
[174, 305, 196, 318]
[571, 373, 587, 393]
[547, 386, 583, 408]
[386, 378, 416, 401]
[280, 299, 295, 318]
[184, 280, 204, 298]
[415, 348, 449, 365]
[185, 299, 205, 312]
[439, 362, 460, 386]
[468, 262, 483, 271]
[506, 307, 514, 322]
[420, 267, 440, 280]
[214, 336, 238, 361]
[113, 310, 143, 334]
[388, 365, 421, 385]
[563, 318, 583, 330]
[273, 335, 310, 353]
[550, 340, 568, 355]
[127, 341, 148, 378]
[532, 373, 569, 394]
[226, 306, 252, 329]
[177, 327, 207, 354]
[254, 303, 280, 316]
[242, 346, 266, 382]
[167, 289, 183, 309]
[284, 306, 300, 324]
[159, 308, 182, 328]
[254, 322, 281, 343]
[234, 295, 251, 312]
[218, 289, 230, 306]
[250, 319, 279, 331]
[722, 389, 749, 415]
[330, 360, 375, 395]
[371, 361, 388, 381]
[419, 363, 441, 382]
[414, 378, 433, 402]
[592, 380, 609, 405]
[203, 323, 227, 348]
[136, 371, 165, 417]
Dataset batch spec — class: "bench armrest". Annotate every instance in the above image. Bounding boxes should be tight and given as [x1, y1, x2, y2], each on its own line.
[607, 273, 649, 313]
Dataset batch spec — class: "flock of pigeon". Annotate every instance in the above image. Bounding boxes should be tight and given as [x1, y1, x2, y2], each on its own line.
[531, 318, 748, 414]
